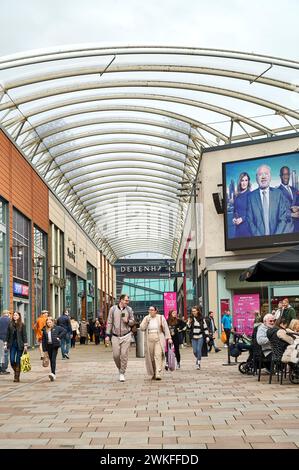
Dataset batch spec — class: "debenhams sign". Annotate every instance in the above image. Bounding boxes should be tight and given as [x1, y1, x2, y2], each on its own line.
[121, 265, 161, 273]
[119, 265, 174, 274]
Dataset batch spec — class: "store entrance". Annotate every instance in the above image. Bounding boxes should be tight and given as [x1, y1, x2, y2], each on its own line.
[13, 298, 32, 344]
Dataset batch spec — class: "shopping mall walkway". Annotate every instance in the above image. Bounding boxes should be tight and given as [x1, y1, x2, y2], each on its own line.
[0, 343, 298, 449]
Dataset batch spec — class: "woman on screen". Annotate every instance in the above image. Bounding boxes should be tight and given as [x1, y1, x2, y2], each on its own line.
[232, 172, 251, 237]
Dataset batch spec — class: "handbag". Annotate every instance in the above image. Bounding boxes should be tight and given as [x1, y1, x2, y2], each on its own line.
[168, 345, 176, 371]
[20, 352, 31, 373]
[42, 352, 50, 368]
[221, 331, 227, 343]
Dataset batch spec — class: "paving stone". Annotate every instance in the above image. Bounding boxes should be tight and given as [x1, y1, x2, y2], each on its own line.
[0, 344, 298, 449]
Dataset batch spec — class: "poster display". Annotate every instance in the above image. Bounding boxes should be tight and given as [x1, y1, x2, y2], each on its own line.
[163, 292, 177, 320]
[233, 293, 259, 335]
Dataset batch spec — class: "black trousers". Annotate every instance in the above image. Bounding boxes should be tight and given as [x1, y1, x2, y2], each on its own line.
[224, 329, 231, 346]
[71, 331, 77, 348]
[80, 336, 86, 344]
[168, 335, 180, 364]
[47, 345, 58, 374]
[94, 335, 100, 345]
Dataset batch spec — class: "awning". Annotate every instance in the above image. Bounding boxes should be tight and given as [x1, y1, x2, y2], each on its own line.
[240, 245, 299, 282]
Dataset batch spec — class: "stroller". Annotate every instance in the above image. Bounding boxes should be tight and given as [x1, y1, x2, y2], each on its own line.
[226, 333, 254, 374]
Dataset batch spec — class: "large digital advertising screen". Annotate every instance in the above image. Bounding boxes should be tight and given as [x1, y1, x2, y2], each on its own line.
[223, 150, 299, 250]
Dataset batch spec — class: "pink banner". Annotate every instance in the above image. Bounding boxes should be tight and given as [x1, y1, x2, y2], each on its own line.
[233, 294, 260, 336]
[163, 292, 177, 320]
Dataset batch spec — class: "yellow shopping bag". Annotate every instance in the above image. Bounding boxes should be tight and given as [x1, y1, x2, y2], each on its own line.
[20, 352, 31, 373]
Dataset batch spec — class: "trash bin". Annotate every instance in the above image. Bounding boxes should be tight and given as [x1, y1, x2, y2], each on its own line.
[136, 328, 145, 358]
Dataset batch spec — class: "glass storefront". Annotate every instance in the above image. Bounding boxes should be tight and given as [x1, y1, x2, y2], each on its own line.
[77, 277, 86, 321]
[13, 209, 31, 342]
[33, 226, 47, 322]
[0, 199, 8, 313]
[120, 278, 175, 321]
[87, 262, 96, 320]
[65, 270, 77, 318]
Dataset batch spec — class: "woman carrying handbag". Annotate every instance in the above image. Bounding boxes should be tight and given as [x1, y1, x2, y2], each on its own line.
[4, 311, 28, 383]
[42, 317, 66, 381]
[140, 306, 172, 380]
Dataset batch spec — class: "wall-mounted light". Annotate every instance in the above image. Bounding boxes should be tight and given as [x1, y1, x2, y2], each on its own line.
[11, 244, 24, 260]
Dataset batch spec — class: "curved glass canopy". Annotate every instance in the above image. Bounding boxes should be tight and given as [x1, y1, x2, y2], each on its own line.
[0, 45, 298, 261]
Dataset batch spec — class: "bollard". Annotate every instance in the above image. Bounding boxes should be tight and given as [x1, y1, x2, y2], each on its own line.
[136, 328, 145, 358]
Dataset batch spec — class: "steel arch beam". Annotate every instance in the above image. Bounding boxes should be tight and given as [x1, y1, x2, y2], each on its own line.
[79, 181, 179, 202]
[72, 173, 183, 193]
[18, 92, 272, 149]
[60, 166, 183, 189]
[54, 152, 186, 178]
[3, 63, 297, 93]
[85, 192, 179, 209]
[1, 46, 298, 71]
[22, 123, 193, 152]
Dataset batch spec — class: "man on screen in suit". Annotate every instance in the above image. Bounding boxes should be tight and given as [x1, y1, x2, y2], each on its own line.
[247, 164, 289, 236]
[278, 166, 299, 232]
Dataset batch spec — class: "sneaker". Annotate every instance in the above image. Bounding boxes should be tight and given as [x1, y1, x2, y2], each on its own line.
[177, 363, 180, 369]
[64, 354, 70, 359]
[49, 373, 56, 381]
[215, 348, 221, 353]
[119, 373, 125, 382]
[224, 344, 228, 348]
[155, 375, 161, 380]
[196, 363, 201, 370]
[165, 364, 169, 371]
[1, 371, 10, 375]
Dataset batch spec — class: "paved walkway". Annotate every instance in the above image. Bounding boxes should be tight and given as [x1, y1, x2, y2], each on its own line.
[0, 343, 298, 449]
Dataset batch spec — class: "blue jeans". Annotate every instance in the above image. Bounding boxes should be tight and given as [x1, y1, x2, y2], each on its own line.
[3, 348, 9, 370]
[191, 337, 204, 362]
[61, 333, 71, 357]
[10, 340, 23, 366]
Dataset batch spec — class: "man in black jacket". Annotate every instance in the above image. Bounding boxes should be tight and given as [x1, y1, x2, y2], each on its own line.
[206, 311, 221, 353]
[57, 310, 72, 359]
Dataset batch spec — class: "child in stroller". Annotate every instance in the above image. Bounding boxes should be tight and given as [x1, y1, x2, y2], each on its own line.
[226, 332, 254, 374]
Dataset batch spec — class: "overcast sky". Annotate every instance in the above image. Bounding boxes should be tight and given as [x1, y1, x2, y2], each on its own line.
[1, 0, 299, 59]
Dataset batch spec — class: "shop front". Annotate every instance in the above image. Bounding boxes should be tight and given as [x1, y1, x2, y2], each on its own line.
[87, 262, 96, 320]
[65, 269, 77, 318]
[0, 198, 8, 313]
[215, 268, 299, 336]
[33, 226, 47, 323]
[12, 209, 32, 343]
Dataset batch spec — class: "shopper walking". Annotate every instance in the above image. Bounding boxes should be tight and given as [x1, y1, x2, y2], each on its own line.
[93, 319, 102, 345]
[105, 294, 135, 382]
[79, 319, 88, 344]
[0, 310, 11, 375]
[140, 306, 172, 380]
[42, 316, 67, 381]
[57, 310, 72, 358]
[33, 310, 48, 359]
[206, 311, 221, 353]
[221, 310, 233, 348]
[187, 306, 209, 370]
[167, 310, 185, 368]
[70, 317, 79, 348]
[4, 311, 28, 382]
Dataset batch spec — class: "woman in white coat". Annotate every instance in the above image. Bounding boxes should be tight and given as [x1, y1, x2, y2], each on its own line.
[140, 306, 172, 380]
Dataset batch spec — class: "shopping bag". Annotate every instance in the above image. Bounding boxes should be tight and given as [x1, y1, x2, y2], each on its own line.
[168, 346, 176, 371]
[221, 331, 227, 343]
[20, 352, 31, 372]
[42, 352, 50, 368]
